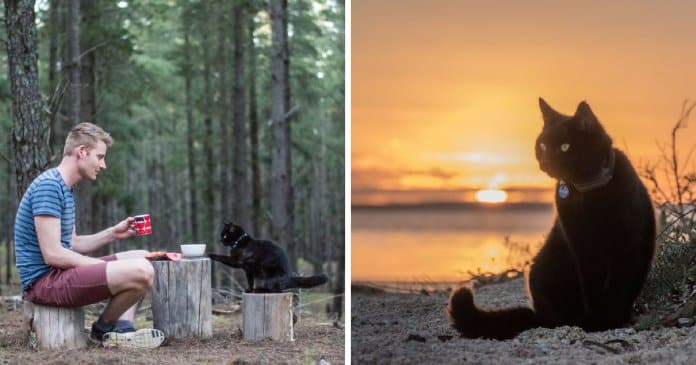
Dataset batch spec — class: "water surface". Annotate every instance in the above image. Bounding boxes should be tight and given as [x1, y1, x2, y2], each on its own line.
[352, 204, 555, 283]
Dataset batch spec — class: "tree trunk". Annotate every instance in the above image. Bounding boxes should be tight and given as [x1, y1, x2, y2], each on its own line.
[216, 2, 231, 289]
[269, 0, 295, 269]
[146, 156, 158, 251]
[232, 1, 251, 231]
[58, 2, 69, 135]
[282, 0, 295, 266]
[247, 12, 261, 237]
[5, 145, 16, 284]
[48, 0, 60, 156]
[201, 1, 218, 287]
[23, 301, 86, 349]
[183, 14, 198, 240]
[66, 0, 80, 124]
[78, 2, 96, 233]
[162, 119, 176, 244]
[151, 258, 212, 339]
[217, 2, 230, 225]
[333, 138, 345, 317]
[242, 292, 294, 341]
[5, 0, 51, 198]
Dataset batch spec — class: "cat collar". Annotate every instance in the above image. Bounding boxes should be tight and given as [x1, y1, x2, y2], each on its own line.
[568, 149, 616, 192]
[230, 233, 249, 249]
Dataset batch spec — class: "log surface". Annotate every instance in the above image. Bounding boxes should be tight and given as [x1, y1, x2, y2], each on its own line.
[151, 257, 212, 339]
[243, 292, 294, 341]
[23, 301, 86, 349]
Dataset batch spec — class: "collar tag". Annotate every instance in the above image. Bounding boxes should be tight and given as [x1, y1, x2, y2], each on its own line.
[558, 180, 570, 199]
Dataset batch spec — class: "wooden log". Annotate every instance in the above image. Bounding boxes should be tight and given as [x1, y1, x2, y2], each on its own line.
[22, 301, 86, 350]
[243, 292, 294, 341]
[151, 257, 212, 339]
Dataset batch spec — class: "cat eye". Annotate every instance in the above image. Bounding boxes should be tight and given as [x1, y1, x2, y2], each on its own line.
[561, 143, 570, 152]
[539, 143, 546, 152]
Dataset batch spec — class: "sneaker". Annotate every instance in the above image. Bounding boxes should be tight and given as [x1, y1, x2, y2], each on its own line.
[90, 318, 165, 349]
[90, 319, 133, 343]
[101, 328, 165, 349]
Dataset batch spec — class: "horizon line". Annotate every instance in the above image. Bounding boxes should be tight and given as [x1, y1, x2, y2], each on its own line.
[352, 201, 555, 209]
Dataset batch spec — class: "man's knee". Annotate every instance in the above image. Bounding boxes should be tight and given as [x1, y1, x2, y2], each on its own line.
[134, 259, 155, 287]
[124, 258, 154, 289]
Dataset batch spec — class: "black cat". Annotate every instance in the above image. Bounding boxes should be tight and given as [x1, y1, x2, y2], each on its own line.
[447, 98, 656, 340]
[208, 222, 329, 293]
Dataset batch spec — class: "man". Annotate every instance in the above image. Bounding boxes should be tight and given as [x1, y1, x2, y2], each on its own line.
[14, 122, 164, 348]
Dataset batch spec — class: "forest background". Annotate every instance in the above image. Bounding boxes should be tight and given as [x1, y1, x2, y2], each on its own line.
[0, 0, 345, 317]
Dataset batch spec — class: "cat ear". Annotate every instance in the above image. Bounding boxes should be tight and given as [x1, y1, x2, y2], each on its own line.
[539, 98, 565, 126]
[574, 101, 597, 131]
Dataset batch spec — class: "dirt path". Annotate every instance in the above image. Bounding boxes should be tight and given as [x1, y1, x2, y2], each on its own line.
[0, 300, 344, 364]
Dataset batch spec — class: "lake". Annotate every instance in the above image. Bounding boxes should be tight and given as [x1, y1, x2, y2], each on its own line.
[351, 203, 556, 283]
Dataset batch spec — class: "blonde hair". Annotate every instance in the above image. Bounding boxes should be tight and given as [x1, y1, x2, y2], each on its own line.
[63, 122, 114, 156]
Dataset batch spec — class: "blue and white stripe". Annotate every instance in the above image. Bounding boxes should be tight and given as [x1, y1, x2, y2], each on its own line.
[14, 168, 75, 289]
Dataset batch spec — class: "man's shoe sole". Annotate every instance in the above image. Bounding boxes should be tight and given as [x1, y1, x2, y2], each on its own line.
[102, 329, 165, 349]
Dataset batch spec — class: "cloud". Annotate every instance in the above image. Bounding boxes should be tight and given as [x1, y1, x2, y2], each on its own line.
[423, 152, 520, 165]
[352, 166, 460, 190]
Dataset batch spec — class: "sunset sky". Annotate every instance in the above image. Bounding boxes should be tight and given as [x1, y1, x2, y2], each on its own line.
[352, 0, 696, 205]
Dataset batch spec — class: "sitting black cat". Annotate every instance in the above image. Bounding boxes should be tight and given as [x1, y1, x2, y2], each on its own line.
[446, 98, 656, 339]
[208, 222, 329, 293]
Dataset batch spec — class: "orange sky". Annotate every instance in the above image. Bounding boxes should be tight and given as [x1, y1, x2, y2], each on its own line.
[352, 0, 696, 205]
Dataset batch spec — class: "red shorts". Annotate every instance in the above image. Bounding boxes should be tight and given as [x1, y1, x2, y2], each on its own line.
[25, 254, 118, 307]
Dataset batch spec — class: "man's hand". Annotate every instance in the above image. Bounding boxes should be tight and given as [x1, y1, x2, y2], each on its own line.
[112, 217, 137, 240]
[72, 217, 137, 254]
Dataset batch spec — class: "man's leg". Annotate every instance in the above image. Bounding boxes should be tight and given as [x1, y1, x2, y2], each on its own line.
[91, 256, 164, 348]
[109, 250, 149, 322]
[99, 257, 154, 323]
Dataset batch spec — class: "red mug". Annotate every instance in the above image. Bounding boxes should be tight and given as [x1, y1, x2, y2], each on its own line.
[133, 214, 152, 236]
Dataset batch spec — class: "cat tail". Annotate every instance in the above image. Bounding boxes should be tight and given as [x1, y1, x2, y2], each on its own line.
[446, 286, 538, 340]
[288, 273, 329, 288]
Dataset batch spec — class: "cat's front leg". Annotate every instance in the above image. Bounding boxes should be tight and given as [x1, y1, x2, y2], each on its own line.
[245, 270, 255, 293]
[564, 239, 609, 318]
[208, 253, 241, 268]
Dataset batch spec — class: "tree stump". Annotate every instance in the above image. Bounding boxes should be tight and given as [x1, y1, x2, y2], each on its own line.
[22, 301, 86, 350]
[151, 257, 212, 339]
[243, 292, 294, 341]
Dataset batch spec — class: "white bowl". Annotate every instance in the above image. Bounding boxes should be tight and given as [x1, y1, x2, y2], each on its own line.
[180, 243, 206, 257]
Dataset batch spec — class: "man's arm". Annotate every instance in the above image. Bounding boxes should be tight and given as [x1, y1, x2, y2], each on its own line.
[35, 215, 103, 268]
[71, 216, 136, 254]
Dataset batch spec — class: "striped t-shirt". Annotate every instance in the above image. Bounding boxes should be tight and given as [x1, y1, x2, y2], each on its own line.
[14, 168, 75, 290]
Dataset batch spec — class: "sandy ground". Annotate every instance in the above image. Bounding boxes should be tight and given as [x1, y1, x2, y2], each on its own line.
[352, 278, 696, 364]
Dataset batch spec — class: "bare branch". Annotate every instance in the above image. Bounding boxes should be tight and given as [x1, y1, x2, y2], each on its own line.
[670, 100, 696, 208]
[267, 105, 300, 126]
[0, 151, 12, 164]
[683, 144, 696, 171]
[77, 40, 110, 61]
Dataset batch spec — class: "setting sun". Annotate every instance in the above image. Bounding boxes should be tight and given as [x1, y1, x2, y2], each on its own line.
[475, 189, 508, 204]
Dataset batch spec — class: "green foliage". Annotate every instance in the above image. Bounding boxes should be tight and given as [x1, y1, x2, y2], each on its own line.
[638, 234, 696, 308]
[634, 313, 660, 331]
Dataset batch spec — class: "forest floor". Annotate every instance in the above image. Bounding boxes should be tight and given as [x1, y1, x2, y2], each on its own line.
[352, 278, 696, 364]
[0, 292, 344, 365]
